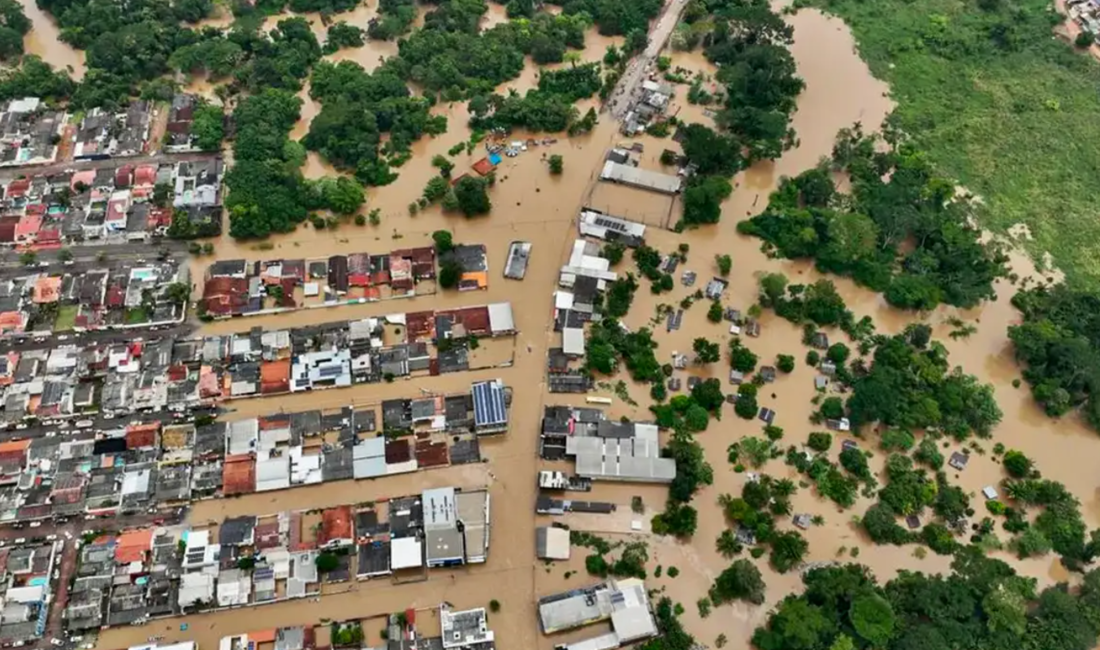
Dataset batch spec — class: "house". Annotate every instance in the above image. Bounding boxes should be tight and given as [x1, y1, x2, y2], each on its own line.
[0, 98, 65, 167]
[165, 94, 199, 152]
[173, 158, 222, 208]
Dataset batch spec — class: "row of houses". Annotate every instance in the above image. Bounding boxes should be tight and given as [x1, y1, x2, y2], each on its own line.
[0, 157, 223, 246]
[0, 94, 213, 171]
[0, 302, 514, 430]
[202, 245, 492, 317]
[65, 488, 491, 630]
[0, 380, 508, 523]
[0, 259, 188, 336]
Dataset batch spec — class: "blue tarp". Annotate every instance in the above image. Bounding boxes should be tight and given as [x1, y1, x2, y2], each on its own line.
[489, 153, 502, 166]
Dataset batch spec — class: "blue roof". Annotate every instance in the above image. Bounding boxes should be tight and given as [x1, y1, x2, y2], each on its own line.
[472, 381, 507, 428]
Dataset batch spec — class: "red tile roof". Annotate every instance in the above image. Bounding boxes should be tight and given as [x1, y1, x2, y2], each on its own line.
[319, 505, 353, 545]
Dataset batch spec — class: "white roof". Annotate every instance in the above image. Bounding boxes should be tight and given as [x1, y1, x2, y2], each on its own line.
[536, 527, 571, 560]
[568, 436, 676, 483]
[555, 291, 575, 310]
[487, 302, 515, 333]
[600, 161, 682, 194]
[5, 585, 43, 603]
[120, 468, 151, 496]
[562, 327, 585, 356]
[255, 455, 290, 492]
[391, 537, 423, 569]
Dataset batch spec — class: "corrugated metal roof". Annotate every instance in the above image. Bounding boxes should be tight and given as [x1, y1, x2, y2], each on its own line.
[472, 380, 507, 428]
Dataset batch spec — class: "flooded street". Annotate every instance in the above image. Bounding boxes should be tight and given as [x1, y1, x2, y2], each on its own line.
[31, 2, 1097, 650]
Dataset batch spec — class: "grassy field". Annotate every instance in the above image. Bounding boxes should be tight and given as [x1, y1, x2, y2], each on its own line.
[810, 0, 1100, 288]
[53, 304, 77, 332]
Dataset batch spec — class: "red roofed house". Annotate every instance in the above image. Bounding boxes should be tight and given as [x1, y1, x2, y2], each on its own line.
[14, 212, 41, 243]
[4, 178, 29, 199]
[32, 276, 61, 304]
[125, 422, 160, 450]
[115, 528, 155, 565]
[0, 311, 26, 335]
[114, 165, 133, 189]
[318, 505, 353, 549]
[203, 277, 248, 317]
[0, 215, 18, 243]
[260, 359, 290, 395]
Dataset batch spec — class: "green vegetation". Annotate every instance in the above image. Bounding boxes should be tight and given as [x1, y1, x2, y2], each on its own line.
[191, 103, 225, 152]
[740, 129, 1007, 310]
[0, 0, 29, 61]
[710, 559, 766, 605]
[1010, 285, 1100, 429]
[469, 64, 602, 133]
[304, 60, 445, 186]
[813, 0, 1100, 287]
[754, 552, 1100, 650]
[719, 476, 809, 573]
[549, 154, 564, 174]
[846, 330, 1002, 440]
[323, 22, 365, 54]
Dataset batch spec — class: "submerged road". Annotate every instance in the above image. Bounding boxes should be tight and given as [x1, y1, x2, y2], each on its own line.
[607, 0, 692, 121]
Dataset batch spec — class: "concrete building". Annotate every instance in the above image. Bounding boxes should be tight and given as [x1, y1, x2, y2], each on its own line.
[536, 527, 570, 561]
[537, 579, 658, 650]
[599, 161, 682, 194]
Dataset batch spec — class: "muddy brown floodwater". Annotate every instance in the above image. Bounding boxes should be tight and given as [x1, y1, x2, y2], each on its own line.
[14, 0, 85, 80]
[92, 5, 1100, 650]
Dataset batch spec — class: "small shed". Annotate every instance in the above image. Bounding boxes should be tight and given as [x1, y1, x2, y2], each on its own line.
[949, 451, 968, 471]
[758, 408, 775, 425]
[535, 527, 570, 561]
[982, 486, 998, 500]
[729, 370, 744, 385]
[811, 332, 829, 349]
[793, 514, 811, 530]
[759, 366, 776, 383]
[814, 376, 829, 390]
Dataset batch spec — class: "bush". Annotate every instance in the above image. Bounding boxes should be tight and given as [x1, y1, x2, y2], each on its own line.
[1076, 31, 1095, 48]
[707, 300, 723, 323]
[806, 350, 820, 366]
[489, 599, 501, 613]
[710, 559, 766, 605]
[549, 154, 564, 174]
[776, 354, 795, 373]
[716, 254, 732, 276]
[807, 432, 832, 452]
[1002, 450, 1033, 478]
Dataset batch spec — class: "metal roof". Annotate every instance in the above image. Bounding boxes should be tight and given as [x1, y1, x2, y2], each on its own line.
[471, 380, 507, 428]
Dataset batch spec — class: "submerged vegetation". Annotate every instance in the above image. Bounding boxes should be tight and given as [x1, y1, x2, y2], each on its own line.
[754, 552, 1100, 650]
[739, 127, 1008, 311]
[811, 0, 1100, 288]
[1010, 285, 1100, 430]
[672, 0, 804, 227]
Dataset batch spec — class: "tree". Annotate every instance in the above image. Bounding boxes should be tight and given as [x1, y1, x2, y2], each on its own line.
[489, 599, 501, 613]
[706, 300, 723, 323]
[320, 177, 366, 215]
[684, 404, 709, 432]
[716, 529, 742, 558]
[432, 230, 455, 254]
[819, 396, 845, 420]
[452, 176, 491, 217]
[861, 502, 911, 545]
[1002, 450, 1033, 478]
[315, 552, 339, 572]
[730, 339, 758, 372]
[682, 174, 732, 225]
[716, 254, 732, 276]
[691, 378, 726, 411]
[693, 338, 720, 364]
[1077, 31, 1095, 48]
[777, 354, 795, 373]
[710, 559, 766, 605]
[19, 250, 35, 266]
[759, 272, 788, 306]
[751, 597, 835, 650]
[192, 103, 225, 151]
[602, 242, 625, 265]
[439, 258, 464, 289]
[57, 248, 73, 263]
[769, 531, 808, 573]
[826, 343, 850, 365]
[432, 154, 455, 178]
[164, 283, 191, 306]
[850, 593, 897, 647]
[808, 432, 831, 451]
[548, 154, 564, 174]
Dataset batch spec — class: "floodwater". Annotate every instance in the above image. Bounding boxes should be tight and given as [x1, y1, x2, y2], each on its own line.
[14, 0, 85, 80]
[93, 5, 1100, 650]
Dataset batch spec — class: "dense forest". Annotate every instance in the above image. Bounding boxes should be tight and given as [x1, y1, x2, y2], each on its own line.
[754, 552, 1100, 650]
[739, 126, 1008, 310]
[1010, 284, 1100, 430]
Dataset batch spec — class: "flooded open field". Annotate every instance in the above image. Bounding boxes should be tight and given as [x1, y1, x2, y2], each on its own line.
[2, 0, 1090, 648]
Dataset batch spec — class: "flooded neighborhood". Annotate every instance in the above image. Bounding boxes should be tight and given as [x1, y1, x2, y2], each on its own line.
[2, 1, 1100, 650]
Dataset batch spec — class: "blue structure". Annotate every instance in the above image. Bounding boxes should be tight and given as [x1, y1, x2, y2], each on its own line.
[471, 380, 507, 431]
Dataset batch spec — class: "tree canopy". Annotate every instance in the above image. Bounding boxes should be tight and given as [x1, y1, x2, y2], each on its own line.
[739, 127, 1008, 311]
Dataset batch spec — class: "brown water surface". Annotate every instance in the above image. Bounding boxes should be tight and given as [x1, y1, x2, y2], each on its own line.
[15, 0, 85, 80]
